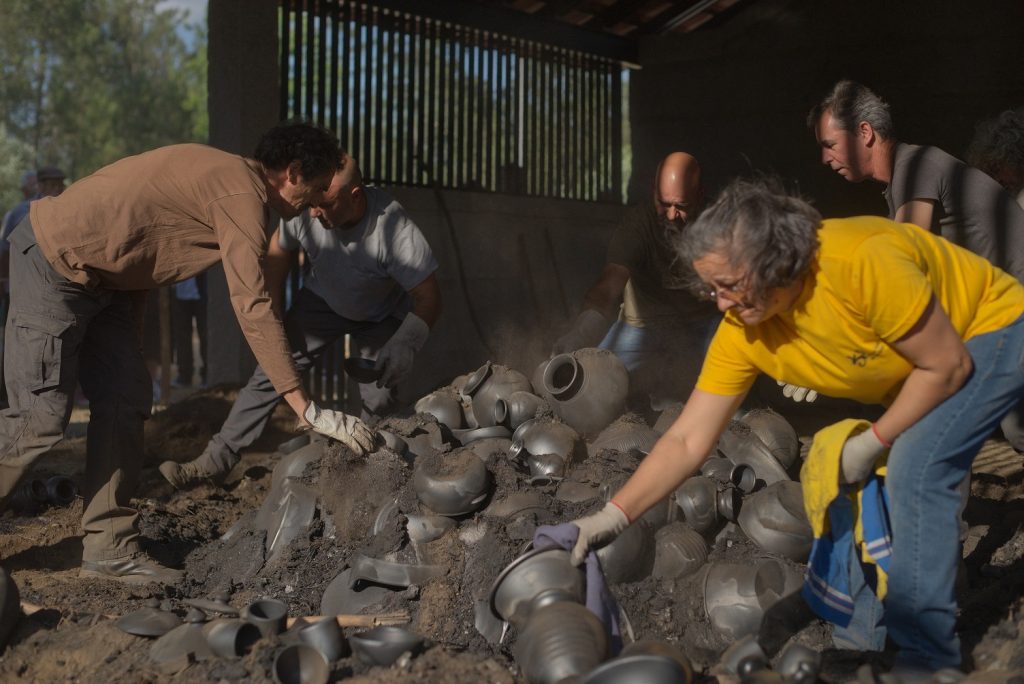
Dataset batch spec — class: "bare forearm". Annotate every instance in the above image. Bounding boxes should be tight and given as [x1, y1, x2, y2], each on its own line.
[612, 389, 742, 520]
[581, 287, 620, 321]
[409, 274, 441, 328]
[875, 361, 972, 444]
[581, 263, 630, 321]
[282, 386, 312, 426]
[612, 434, 705, 520]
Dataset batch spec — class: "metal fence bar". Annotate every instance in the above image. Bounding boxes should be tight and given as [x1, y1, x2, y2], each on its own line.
[280, 1, 625, 201]
[304, 0, 316, 118]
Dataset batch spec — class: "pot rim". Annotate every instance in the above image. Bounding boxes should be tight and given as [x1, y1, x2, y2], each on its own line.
[542, 353, 582, 398]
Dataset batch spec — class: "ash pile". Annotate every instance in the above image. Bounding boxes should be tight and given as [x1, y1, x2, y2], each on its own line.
[114, 348, 826, 682]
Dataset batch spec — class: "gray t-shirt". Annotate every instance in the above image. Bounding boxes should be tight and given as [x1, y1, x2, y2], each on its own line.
[279, 186, 438, 322]
[885, 143, 1024, 280]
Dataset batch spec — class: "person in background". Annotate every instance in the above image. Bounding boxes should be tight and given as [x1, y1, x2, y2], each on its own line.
[172, 274, 207, 387]
[160, 152, 440, 489]
[569, 179, 1024, 676]
[0, 170, 38, 245]
[966, 107, 1024, 209]
[550, 152, 718, 410]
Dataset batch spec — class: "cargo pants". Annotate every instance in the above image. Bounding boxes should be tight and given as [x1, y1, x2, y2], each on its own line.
[0, 217, 152, 561]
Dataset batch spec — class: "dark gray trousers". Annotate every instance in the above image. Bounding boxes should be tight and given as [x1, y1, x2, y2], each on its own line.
[200, 287, 400, 472]
[0, 217, 152, 561]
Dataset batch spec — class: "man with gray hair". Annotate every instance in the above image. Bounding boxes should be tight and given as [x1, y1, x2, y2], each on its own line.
[160, 152, 441, 489]
[809, 79, 1024, 450]
[809, 79, 1024, 280]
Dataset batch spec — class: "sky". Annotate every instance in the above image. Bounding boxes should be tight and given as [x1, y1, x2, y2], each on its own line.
[155, 0, 207, 46]
[156, 0, 207, 23]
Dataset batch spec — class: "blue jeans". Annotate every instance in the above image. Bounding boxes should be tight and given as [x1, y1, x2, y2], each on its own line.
[839, 314, 1024, 670]
[599, 316, 718, 407]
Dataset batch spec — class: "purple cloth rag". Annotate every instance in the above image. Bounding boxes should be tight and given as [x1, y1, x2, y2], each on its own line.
[534, 522, 622, 654]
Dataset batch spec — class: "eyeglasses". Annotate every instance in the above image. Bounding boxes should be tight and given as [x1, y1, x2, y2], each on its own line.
[698, 274, 752, 304]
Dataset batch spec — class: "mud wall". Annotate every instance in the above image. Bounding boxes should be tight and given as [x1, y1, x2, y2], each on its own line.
[628, 0, 1024, 216]
[383, 187, 624, 402]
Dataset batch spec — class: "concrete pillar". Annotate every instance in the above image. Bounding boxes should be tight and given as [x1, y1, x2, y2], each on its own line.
[205, 0, 279, 386]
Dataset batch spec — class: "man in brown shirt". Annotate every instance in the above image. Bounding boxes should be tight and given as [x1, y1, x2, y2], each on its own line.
[0, 122, 376, 584]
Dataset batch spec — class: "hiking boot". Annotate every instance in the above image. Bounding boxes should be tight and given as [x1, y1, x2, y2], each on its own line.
[159, 456, 229, 490]
[80, 554, 183, 585]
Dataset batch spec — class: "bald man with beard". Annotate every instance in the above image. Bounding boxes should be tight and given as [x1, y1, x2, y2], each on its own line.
[552, 152, 719, 408]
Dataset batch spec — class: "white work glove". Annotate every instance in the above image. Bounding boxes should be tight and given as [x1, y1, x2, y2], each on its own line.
[569, 501, 630, 566]
[778, 380, 818, 403]
[304, 401, 377, 455]
[840, 425, 889, 484]
[374, 312, 430, 389]
[552, 309, 609, 356]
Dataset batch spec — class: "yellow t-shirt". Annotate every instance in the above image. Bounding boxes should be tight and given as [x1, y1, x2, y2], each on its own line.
[696, 216, 1024, 405]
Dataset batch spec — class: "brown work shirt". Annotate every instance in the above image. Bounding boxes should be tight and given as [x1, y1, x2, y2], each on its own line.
[29, 143, 301, 393]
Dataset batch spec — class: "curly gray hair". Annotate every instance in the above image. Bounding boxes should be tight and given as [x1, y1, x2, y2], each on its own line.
[966, 108, 1024, 194]
[807, 80, 896, 140]
[678, 178, 821, 304]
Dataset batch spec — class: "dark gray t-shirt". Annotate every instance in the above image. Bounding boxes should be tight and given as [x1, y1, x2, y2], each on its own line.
[279, 186, 438, 322]
[885, 143, 1024, 280]
[606, 202, 715, 326]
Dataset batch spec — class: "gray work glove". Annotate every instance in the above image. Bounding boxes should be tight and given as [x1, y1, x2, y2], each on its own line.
[375, 312, 430, 389]
[569, 501, 630, 566]
[840, 425, 888, 484]
[778, 380, 818, 403]
[552, 309, 609, 356]
[304, 401, 377, 455]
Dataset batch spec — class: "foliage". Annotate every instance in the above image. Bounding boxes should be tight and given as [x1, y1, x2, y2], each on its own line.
[0, 0, 207, 209]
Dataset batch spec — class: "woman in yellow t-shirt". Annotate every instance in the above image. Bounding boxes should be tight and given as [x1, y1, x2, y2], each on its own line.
[568, 179, 1024, 674]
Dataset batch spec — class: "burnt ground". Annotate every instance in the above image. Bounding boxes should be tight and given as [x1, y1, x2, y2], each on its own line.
[0, 385, 1022, 683]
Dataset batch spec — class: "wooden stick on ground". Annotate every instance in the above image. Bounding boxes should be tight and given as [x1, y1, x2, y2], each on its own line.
[20, 600, 409, 629]
[286, 611, 410, 629]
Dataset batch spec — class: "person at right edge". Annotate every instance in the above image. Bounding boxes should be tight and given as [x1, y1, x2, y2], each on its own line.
[809, 79, 1024, 451]
[551, 152, 718, 411]
[567, 179, 1024, 677]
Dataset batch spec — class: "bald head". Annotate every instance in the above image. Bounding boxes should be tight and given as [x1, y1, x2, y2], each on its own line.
[653, 152, 703, 228]
[337, 151, 363, 190]
[310, 152, 367, 229]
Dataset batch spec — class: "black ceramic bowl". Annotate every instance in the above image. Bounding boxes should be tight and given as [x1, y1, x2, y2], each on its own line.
[343, 357, 383, 384]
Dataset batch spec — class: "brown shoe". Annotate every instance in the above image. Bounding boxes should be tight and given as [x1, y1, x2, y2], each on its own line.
[80, 554, 182, 585]
[159, 457, 229, 490]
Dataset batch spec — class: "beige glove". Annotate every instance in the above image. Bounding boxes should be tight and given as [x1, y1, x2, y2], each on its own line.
[375, 312, 430, 388]
[552, 309, 609, 356]
[778, 380, 818, 403]
[570, 501, 630, 566]
[840, 425, 888, 484]
[304, 401, 377, 455]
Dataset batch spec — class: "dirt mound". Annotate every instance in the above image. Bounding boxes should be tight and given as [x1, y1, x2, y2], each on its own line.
[1, 391, 1023, 682]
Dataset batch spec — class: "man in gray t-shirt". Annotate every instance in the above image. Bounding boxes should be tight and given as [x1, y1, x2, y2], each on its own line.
[810, 79, 1024, 451]
[161, 154, 441, 488]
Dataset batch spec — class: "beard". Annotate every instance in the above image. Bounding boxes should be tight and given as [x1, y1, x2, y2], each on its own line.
[660, 216, 686, 242]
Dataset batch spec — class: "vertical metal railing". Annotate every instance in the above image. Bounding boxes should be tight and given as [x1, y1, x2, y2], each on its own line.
[279, 0, 623, 202]
[277, 0, 625, 406]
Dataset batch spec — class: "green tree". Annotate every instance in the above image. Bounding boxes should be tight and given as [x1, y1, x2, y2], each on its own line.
[0, 0, 207, 204]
